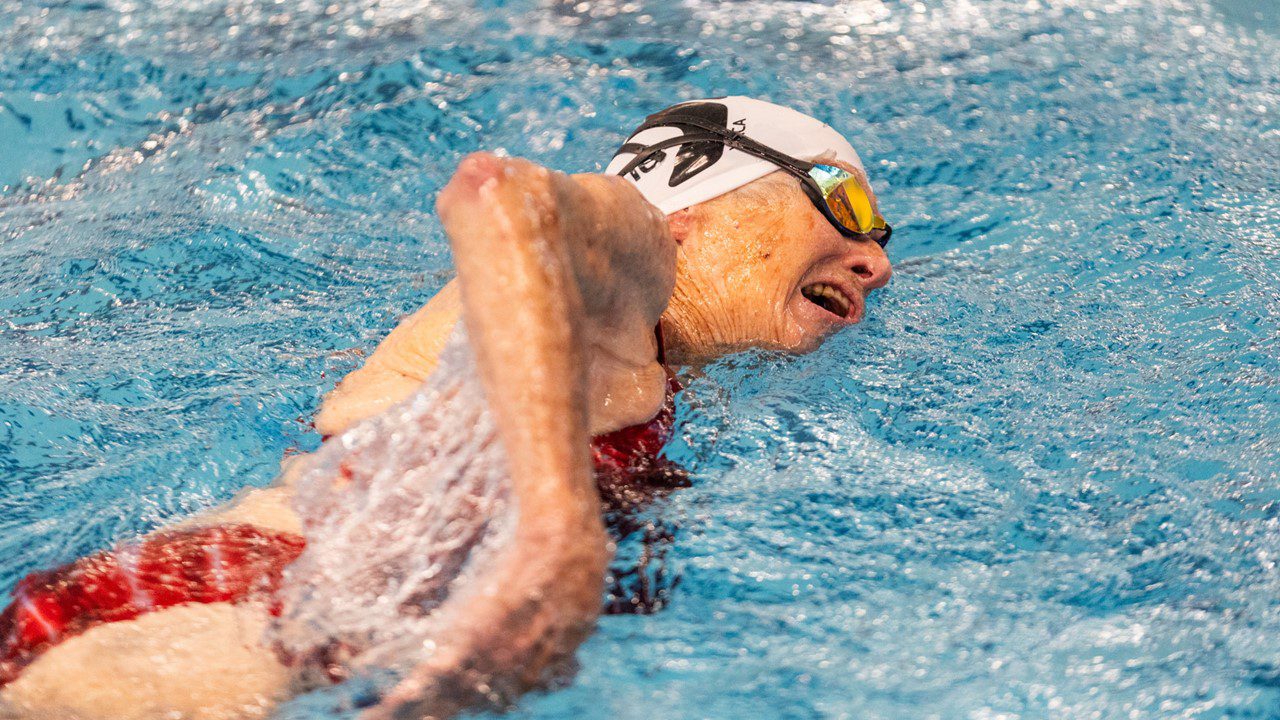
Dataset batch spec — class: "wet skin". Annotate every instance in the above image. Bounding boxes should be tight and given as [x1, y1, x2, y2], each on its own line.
[315, 158, 891, 434]
[1, 153, 891, 719]
[660, 164, 891, 362]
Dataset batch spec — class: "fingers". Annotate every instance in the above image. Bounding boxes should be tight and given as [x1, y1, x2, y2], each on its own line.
[437, 153, 554, 230]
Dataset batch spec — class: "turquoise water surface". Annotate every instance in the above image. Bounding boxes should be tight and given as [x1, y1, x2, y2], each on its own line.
[2, 0, 1279, 716]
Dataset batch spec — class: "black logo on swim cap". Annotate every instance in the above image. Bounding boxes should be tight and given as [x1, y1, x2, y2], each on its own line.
[648, 101, 728, 187]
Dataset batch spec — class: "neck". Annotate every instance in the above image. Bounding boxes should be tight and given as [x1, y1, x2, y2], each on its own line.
[658, 302, 723, 367]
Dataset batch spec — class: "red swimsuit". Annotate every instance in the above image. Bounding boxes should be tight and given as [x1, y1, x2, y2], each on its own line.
[0, 376, 679, 688]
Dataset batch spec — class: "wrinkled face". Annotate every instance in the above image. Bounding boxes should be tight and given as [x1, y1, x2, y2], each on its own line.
[663, 166, 892, 363]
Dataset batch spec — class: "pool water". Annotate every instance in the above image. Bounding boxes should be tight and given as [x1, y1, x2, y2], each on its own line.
[2, 0, 1278, 716]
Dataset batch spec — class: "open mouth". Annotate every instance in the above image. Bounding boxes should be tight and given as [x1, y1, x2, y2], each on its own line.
[801, 282, 854, 320]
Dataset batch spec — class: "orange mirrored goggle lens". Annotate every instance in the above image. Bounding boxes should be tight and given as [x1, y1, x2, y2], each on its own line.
[808, 164, 888, 235]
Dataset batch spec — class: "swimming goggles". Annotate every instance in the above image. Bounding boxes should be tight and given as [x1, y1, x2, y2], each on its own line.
[614, 114, 892, 248]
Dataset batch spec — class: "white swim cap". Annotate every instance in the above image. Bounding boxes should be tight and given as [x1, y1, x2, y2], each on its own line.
[606, 96, 866, 215]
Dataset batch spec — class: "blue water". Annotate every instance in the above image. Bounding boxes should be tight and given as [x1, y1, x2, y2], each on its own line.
[2, 0, 1279, 716]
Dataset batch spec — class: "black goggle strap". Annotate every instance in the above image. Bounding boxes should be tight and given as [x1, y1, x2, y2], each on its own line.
[613, 113, 817, 177]
[614, 112, 890, 246]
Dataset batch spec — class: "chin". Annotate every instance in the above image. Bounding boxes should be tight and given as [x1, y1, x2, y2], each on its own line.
[778, 327, 832, 355]
[784, 300, 860, 354]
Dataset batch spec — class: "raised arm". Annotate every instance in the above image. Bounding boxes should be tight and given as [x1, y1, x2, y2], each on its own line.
[316, 160, 675, 438]
[365, 153, 674, 717]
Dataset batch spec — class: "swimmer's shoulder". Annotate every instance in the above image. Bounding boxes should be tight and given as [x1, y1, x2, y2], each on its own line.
[314, 281, 461, 436]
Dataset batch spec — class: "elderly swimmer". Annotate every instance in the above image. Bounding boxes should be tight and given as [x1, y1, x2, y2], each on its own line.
[0, 97, 892, 719]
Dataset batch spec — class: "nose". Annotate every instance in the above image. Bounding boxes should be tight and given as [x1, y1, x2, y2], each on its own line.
[849, 243, 892, 290]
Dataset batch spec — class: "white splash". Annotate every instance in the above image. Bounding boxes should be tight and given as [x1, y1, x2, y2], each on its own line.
[272, 326, 513, 674]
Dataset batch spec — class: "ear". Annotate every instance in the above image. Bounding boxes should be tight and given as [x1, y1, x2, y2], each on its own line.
[666, 208, 694, 245]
